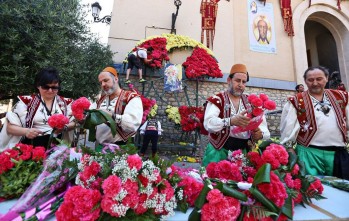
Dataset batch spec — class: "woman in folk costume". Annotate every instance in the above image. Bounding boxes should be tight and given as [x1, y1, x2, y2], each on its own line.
[0, 67, 75, 150]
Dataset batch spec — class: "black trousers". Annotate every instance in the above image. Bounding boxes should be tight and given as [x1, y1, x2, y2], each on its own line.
[223, 137, 250, 151]
[21, 134, 58, 149]
[140, 131, 158, 154]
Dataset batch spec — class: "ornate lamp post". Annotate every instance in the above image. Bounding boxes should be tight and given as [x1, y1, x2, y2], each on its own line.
[91, 2, 112, 25]
[171, 0, 182, 34]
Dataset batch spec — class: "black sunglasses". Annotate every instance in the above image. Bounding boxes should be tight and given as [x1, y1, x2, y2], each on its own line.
[41, 85, 61, 91]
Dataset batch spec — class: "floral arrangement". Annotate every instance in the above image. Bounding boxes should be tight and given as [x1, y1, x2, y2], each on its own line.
[178, 106, 205, 132]
[55, 149, 184, 221]
[47, 114, 69, 130]
[0, 145, 80, 221]
[188, 142, 325, 221]
[0, 143, 46, 201]
[70, 97, 116, 142]
[165, 105, 181, 125]
[136, 37, 169, 68]
[127, 33, 223, 79]
[232, 93, 277, 134]
[182, 47, 223, 79]
[71, 97, 91, 121]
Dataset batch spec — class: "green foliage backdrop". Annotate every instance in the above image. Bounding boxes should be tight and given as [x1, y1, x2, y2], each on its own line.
[0, 0, 114, 101]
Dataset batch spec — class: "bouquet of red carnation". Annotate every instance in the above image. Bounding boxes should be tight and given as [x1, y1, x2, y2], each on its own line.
[232, 93, 276, 134]
[56, 152, 181, 221]
[48, 114, 69, 130]
[178, 106, 205, 132]
[137, 37, 169, 68]
[0, 143, 46, 200]
[182, 47, 223, 79]
[190, 143, 325, 221]
[71, 97, 91, 121]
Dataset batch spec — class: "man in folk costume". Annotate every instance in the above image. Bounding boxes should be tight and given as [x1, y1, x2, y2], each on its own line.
[90, 67, 143, 146]
[202, 64, 270, 166]
[281, 66, 349, 179]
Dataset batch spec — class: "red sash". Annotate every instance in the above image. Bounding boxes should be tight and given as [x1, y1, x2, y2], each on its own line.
[207, 92, 251, 150]
[288, 89, 348, 146]
[97, 90, 140, 142]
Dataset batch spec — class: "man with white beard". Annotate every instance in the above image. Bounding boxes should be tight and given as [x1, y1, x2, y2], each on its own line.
[90, 67, 143, 146]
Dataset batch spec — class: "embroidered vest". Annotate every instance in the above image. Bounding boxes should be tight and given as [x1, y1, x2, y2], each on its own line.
[19, 94, 72, 128]
[207, 92, 251, 150]
[97, 90, 140, 142]
[288, 89, 348, 146]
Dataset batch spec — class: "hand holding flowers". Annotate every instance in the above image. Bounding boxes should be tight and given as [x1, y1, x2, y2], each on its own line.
[232, 93, 276, 134]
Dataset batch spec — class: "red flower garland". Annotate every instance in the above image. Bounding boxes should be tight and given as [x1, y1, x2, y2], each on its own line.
[134, 38, 223, 79]
[182, 47, 223, 79]
[137, 37, 169, 68]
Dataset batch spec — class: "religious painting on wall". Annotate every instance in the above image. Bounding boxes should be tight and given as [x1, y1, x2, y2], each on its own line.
[163, 63, 183, 92]
[248, 0, 277, 54]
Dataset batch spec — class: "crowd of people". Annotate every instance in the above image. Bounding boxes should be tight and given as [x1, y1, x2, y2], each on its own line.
[0, 64, 348, 180]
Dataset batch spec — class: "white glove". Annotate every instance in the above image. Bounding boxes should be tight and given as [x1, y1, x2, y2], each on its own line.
[140, 131, 145, 135]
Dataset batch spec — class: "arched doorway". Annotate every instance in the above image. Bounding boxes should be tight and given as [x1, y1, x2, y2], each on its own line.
[304, 20, 340, 88]
[292, 1, 349, 88]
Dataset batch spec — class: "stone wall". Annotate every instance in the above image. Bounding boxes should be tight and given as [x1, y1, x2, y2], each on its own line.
[125, 75, 294, 149]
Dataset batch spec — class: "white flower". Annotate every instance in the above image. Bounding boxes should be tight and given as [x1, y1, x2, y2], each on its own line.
[237, 182, 252, 190]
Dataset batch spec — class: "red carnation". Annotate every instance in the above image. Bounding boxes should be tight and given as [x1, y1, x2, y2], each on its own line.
[72, 97, 91, 121]
[48, 114, 69, 130]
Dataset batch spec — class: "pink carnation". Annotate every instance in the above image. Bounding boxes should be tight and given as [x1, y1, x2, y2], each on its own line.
[32, 146, 47, 161]
[102, 175, 122, 196]
[247, 94, 258, 103]
[263, 100, 276, 110]
[251, 97, 263, 107]
[16, 143, 33, 160]
[261, 144, 289, 170]
[259, 93, 269, 101]
[56, 186, 101, 221]
[257, 172, 288, 207]
[72, 97, 91, 121]
[178, 176, 204, 206]
[252, 108, 263, 117]
[201, 189, 241, 221]
[48, 114, 69, 129]
[127, 154, 143, 171]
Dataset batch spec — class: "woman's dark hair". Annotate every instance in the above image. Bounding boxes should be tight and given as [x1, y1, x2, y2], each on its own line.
[303, 66, 329, 80]
[34, 67, 61, 90]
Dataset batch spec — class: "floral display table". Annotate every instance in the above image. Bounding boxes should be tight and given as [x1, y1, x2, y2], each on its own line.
[167, 184, 349, 221]
[1, 184, 348, 221]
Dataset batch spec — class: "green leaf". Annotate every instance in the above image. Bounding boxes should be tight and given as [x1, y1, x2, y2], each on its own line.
[216, 182, 247, 201]
[194, 180, 211, 209]
[287, 150, 298, 170]
[83, 109, 117, 141]
[249, 187, 280, 214]
[281, 194, 293, 219]
[188, 208, 201, 221]
[252, 163, 271, 186]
